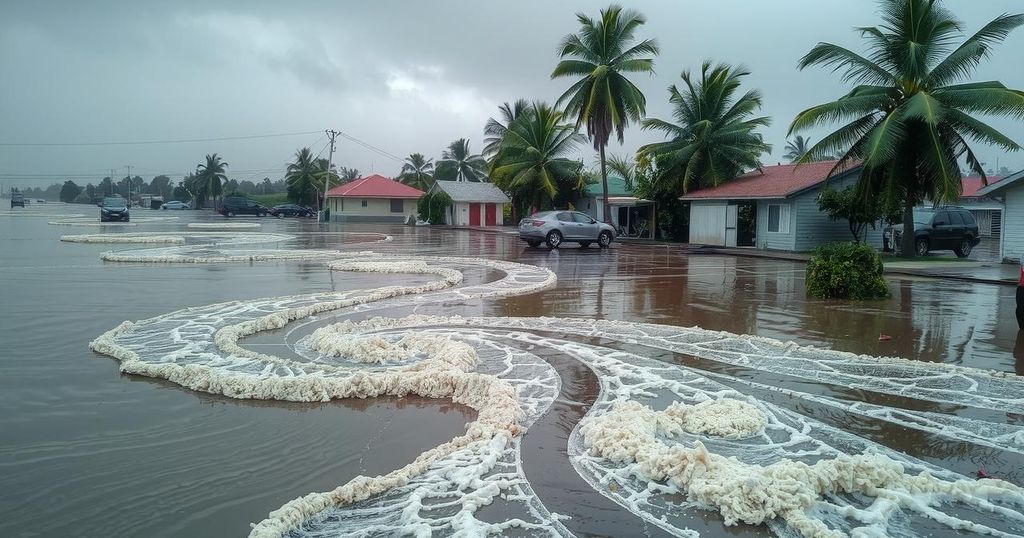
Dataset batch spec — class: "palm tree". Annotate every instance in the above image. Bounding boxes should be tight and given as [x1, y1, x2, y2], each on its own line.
[551, 5, 659, 221]
[398, 153, 434, 190]
[491, 102, 586, 217]
[196, 153, 228, 208]
[783, 135, 812, 163]
[790, 0, 1024, 257]
[339, 167, 360, 183]
[435, 138, 487, 182]
[638, 62, 772, 194]
[285, 148, 320, 207]
[483, 100, 530, 161]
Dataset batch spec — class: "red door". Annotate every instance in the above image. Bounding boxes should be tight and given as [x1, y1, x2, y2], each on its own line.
[485, 203, 497, 226]
[469, 203, 481, 226]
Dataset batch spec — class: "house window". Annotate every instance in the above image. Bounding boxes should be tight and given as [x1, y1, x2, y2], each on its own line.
[767, 204, 790, 233]
[361, 199, 368, 208]
[390, 199, 403, 213]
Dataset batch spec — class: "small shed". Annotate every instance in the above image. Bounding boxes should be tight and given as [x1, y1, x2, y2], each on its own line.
[325, 174, 424, 223]
[681, 161, 873, 251]
[977, 169, 1024, 263]
[429, 181, 510, 226]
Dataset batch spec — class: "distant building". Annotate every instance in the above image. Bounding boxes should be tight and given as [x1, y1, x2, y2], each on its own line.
[681, 161, 874, 251]
[324, 174, 424, 223]
[977, 169, 1024, 263]
[575, 175, 655, 236]
[428, 180, 510, 226]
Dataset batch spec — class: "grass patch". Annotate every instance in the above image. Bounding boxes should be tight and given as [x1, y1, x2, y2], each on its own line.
[249, 193, 289, 207]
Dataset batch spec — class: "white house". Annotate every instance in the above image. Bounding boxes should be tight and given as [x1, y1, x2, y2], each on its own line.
[325, 174, 424, 223]
[429, 180, 510, 226]
[977, 169, 1024, 263]
[681, 161, 879, 251]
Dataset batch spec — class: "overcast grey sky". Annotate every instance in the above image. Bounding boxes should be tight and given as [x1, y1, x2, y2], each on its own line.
[2, 0, 1022, 189]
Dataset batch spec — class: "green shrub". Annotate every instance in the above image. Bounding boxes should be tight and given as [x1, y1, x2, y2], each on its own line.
[806, 241, 890, 299]
[416, 191, 452, 224]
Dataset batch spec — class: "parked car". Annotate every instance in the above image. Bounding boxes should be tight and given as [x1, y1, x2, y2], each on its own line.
[269, 204, 314, 218]
[218, 196, 268, 217]
[883, 206, 980, 257]
[10, 192, 24, 208]
[99, 197, 129, 222]
[161, 200, 190, 210]
[519, 210, 616, 248]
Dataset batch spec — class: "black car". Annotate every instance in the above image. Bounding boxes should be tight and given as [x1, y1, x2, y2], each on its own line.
[883, 206, 980, 257]
[218, 196, 268, 217]
[10, 192, 24, 208]
[269, 204, 314, 218]
[99, 197, 129, 222]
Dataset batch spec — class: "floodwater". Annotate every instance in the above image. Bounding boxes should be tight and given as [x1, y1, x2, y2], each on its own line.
[1, 204, 1022, 537]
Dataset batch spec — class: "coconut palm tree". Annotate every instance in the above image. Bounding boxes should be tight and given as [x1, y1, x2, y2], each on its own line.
[638, 62, 772, 194]
[790, 0, 1024, 257]
[285, 148, 320, 207]
[491, 102, 586, 217]
[551, 5, 659, 221]
[196, 153, 228, 208]
[398, 153, 434, 190]
[783, 135, 813, 163]
[483, 100, 530, 161]
[337, 167, 360, 183]
[435, 138, 487, 182]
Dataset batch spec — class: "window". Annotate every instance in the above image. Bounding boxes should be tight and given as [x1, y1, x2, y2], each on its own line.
[572, 212, 593, 223]
[556, 212, 572, 222]
[390, 199, 404, 213]
[933, 211, 950, 226]
[766, 204, 790, 233]
[948, 211, 964, 225]
[961, 211, 977, 226]
[361, 199, 368, 208]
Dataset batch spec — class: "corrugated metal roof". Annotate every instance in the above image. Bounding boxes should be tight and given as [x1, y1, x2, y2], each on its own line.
[432, 180, 510, 203]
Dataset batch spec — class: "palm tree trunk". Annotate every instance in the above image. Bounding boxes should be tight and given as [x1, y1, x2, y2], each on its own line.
[900, 198, 916, 258]
[599, 144, 609, 222]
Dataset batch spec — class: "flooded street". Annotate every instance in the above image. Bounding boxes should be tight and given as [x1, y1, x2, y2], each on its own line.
[2, 205, 1023, 537]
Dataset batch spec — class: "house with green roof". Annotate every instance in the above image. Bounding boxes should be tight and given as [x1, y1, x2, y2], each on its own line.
[574, 175, 655, 237]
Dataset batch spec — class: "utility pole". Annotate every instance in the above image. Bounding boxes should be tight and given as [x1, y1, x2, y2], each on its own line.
[322, 129, 339, 223]
[125, 165, 132, 205]
[110, 169, 116, 196]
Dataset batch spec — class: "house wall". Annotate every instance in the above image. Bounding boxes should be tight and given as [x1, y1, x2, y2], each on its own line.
[1002, 185, 1024, 262]
[689, 201, 728, 246]
[449, 202, 506, 226]
[329, 197, 417, 223]
[755, 200, 796, 251]
[789, 188, 884, 251]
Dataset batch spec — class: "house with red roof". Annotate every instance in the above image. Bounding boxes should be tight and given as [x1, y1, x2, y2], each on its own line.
[324, 174, 424, 223]
[680, 161, 873, 251]
[955, 175, 1004, 237]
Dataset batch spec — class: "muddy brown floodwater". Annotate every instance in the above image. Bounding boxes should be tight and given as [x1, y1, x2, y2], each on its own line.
[1, 205, 1022, 537]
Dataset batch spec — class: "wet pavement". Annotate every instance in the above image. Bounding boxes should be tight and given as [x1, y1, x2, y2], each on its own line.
[2, 204, 1023, 537]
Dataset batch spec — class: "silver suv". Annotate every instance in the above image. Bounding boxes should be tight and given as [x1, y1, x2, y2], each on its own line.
[519, 210, 616, 248]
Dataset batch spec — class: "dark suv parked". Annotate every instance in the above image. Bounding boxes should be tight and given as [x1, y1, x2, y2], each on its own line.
[883, 206, 980, 258]
[218, 196, 268, 217]
[99, 197, 129, 222]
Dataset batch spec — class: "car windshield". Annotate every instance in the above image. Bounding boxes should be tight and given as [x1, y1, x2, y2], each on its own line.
[103, 198, 125, 208]
[912, 209, 935, 225]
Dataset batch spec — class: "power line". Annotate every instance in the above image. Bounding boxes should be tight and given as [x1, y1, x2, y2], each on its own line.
[0, 130, 322, 147]
[335, 130, 404, 162]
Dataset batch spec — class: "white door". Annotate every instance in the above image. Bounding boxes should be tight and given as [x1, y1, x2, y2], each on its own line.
[725, 204, 738, 247]
[689, 203, 728, 245]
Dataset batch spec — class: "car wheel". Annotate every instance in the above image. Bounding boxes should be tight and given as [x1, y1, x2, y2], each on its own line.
[954, 237, 973, 258]
[526, 240, 541, 248]
[545, 230, 562, 248]
[598, 231, 613, 248]
[579, 241, 592, 248]
[915, 237, 929, 256]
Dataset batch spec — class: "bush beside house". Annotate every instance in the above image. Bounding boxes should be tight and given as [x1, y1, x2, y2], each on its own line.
[806, 242, 889, 300]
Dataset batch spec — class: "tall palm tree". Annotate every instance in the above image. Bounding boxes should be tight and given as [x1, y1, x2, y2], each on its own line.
[551, 5, 659, 221]
[398, 153, 434, 190]
[783, 135, 812, 163]
[790, 0, 1024, 257]
[483, 100, 530, 161]
[285, 148, 320, 207]
[196, 153, 228, 208]
[638, 62, 772, 194]
[491, 102, 586, 217]
[435, 138, 487, 182]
